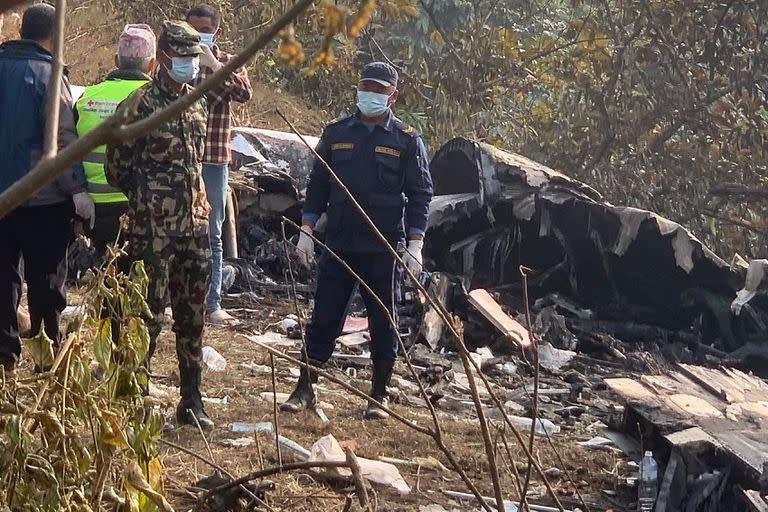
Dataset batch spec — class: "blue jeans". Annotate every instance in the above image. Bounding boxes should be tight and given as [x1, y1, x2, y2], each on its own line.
[202, 163, 228, 311]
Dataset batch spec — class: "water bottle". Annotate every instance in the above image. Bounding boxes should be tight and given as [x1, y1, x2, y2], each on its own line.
[638, 450, 658, 511]
[202, 346, 227, 372]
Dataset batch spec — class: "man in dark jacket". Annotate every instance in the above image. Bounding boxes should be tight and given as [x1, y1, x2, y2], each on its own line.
[0, 3, 93, 372]
[281, 62, 433, 420]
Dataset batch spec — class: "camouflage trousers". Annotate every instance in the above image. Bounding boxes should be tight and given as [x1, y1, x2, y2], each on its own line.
[128, 234, 210, 371]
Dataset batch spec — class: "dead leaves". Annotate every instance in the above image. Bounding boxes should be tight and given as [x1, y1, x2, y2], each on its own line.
[277, 0, 418, 73]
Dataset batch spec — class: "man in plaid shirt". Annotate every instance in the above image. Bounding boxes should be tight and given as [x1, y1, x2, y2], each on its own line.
[187, 4, 252, 326]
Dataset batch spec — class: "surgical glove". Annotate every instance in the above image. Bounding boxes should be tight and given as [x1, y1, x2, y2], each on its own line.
[403, 239, 424, 276]
[199, 45, 223, 72]
[72, 192, 95, 229]
[296, 225, 315, 267]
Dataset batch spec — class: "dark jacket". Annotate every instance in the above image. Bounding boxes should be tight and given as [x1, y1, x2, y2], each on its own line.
[302, 111, 433, 253]
[0, 39, 86, 207]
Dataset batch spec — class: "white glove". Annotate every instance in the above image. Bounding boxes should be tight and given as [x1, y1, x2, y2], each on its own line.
[199, 45, 223, 72]
[402, 239, 424, 276]
[296, 225, 315, 267]
[72, 192, 95, 229]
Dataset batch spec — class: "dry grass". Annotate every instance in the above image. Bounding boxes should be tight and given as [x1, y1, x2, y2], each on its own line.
[143, 293, 629, 511]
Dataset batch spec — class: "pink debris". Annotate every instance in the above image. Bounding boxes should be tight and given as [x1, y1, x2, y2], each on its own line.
[467, 289, 533, 349]
[342, 316, 369, 334]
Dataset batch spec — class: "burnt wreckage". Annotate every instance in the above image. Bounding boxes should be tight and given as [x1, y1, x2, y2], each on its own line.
[225, 130, 764, 355]
[425, 138, 766, 354]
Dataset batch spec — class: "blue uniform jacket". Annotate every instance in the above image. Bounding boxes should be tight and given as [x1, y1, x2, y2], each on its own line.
[0, 39, 85, 206]
[302, 111, 433, 253]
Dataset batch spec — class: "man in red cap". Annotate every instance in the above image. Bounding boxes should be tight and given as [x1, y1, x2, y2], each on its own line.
[75, 24, 156, 257]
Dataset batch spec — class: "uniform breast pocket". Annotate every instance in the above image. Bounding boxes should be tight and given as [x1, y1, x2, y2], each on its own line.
[375, 153, 404, 192]
[331, 148, 354, 167]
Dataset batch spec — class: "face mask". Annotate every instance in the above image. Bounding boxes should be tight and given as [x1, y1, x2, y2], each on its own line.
[199, 33, 215, 47]
[165, 53, 200, 83]
[356, 90, 391, 117]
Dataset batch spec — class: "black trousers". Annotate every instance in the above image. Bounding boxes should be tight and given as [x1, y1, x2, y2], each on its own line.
[87, 201, 129, 257]
[0, 202, 73, 366]
[305, 250, 401, 364]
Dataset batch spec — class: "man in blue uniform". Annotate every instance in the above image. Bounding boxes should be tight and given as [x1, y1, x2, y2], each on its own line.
[281, 62, 433, 420]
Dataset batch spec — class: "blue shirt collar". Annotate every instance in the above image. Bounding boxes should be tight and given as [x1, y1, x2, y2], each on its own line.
[350, 109, 395, 132]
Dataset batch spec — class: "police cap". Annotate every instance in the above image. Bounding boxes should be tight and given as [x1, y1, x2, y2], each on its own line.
[360, 61, 398, 87]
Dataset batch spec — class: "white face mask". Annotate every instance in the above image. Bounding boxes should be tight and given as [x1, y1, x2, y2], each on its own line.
[199, 33, 215, 47]
[163, 51, 200, 83]
[356, 90, 391, 117]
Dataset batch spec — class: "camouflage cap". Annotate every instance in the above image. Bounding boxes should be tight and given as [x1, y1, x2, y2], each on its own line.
[159, 20, 203, 56]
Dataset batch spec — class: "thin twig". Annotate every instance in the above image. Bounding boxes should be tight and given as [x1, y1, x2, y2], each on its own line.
[279, 220, 312, 414]
[22, 332, 78, 432]
[278, 218, 491, 511]
[277, 111, 565, 511]
[344, 447, 372, 512]
[520, 266, 540, 511]
[198, 461, 351, 504]
[245, 337, 494, 512]
[189, 409, 216, 465]
[521, 267, 590, 512]
[159, 440, 273, 512]
[269, 352, 282, 467]
[43, 0, 66, 156]
[499, 427, 527, 506]
[159, 439, 229, 478]
[281, 217, 444, 439]
[275, 111, 511, 511]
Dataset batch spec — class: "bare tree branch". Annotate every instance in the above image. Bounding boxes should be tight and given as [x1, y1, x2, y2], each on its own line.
[43, 0, 66, 157]
[0, 0, 315, 220]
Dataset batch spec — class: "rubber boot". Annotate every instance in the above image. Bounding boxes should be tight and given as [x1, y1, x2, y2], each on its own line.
[176, 365, 214, 430]
[280, 358, 321, 413]
[363, 358, 395, 420]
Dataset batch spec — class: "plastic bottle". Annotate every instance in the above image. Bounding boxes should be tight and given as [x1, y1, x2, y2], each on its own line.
[202, 346, 227, 372]
[638, 450, 658, 511]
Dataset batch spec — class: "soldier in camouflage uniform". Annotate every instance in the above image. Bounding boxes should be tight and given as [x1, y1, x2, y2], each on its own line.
[105, 21, 213, 429]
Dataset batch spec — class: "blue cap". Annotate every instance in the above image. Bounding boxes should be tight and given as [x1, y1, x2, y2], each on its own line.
[361, 61, 398, 87]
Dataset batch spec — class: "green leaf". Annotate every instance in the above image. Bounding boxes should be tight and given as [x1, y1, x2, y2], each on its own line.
[4, 414, 20, 445]
[94, 318, 113, 371]
[21, 330, 55, 370]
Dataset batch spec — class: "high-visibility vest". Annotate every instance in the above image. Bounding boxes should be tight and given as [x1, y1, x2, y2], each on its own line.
[75, 79, 147, 204]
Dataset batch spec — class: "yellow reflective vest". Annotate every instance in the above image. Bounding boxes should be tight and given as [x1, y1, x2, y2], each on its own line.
[75, 77, 148, 204]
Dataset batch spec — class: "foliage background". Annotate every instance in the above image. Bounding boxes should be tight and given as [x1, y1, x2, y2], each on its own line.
[15, 0, 768, 258]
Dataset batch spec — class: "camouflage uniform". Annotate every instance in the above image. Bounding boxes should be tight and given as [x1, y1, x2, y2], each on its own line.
[105, 21, 210, 415]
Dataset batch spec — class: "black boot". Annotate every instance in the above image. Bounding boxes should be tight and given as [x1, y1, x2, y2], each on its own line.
[176, 365, 214, 430]
[280, 358, 321, 413]
[364, 358, 395, 420]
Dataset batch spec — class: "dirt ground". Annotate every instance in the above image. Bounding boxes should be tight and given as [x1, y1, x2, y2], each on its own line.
[126, 290, 632, 512]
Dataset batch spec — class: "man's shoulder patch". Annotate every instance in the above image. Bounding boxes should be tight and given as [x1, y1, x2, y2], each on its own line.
[331, 142, 354, 150]
[393, 118, 418, 137]
[327, 112, 354, 127]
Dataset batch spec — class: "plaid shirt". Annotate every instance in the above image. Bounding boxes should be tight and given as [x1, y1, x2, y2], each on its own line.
[193, 46, 252, 164]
